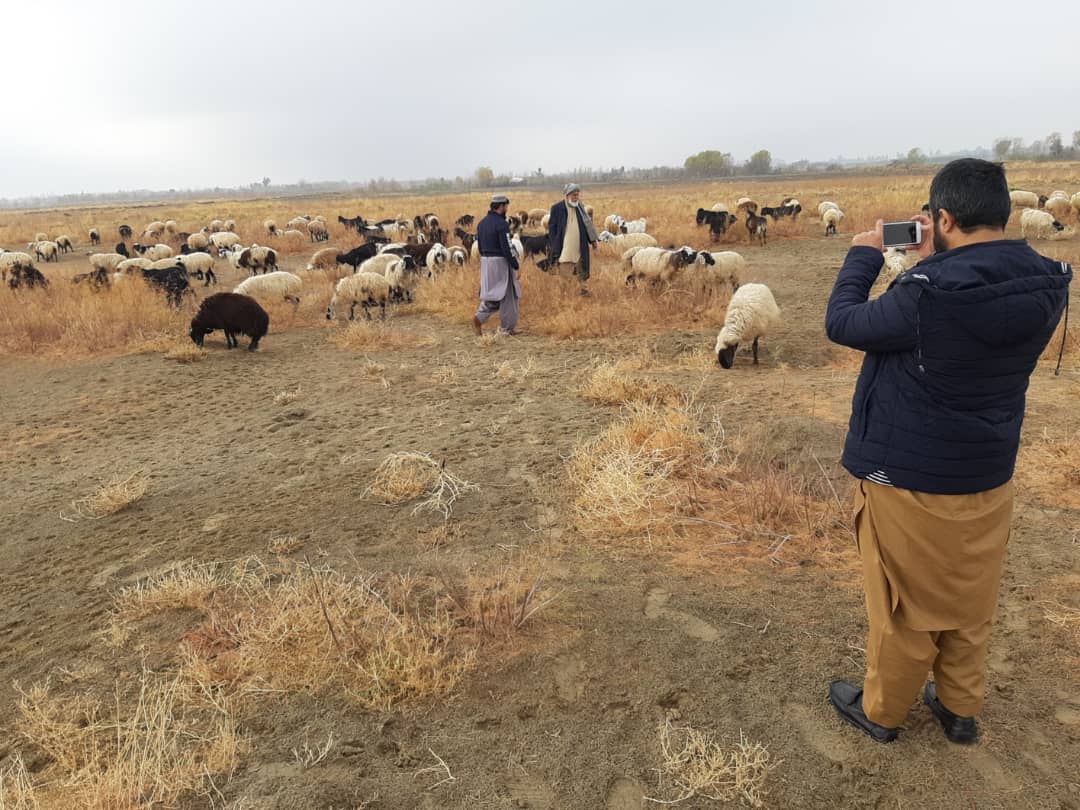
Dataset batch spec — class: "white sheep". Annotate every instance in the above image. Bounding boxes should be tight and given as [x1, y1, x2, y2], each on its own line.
[34, 231, 48, 243]
[208, 232, 241, 252]
[425, 243, 450, 276]
[143, 221, 166, 239]
[699, 251, 745, 294]
[142, 244, 174, 261]
[327, 272, 394, 320]
[88, 228, 101, 245]
[187, 232, 210, 251]
[223, 219, 236, 233]
[526, 207, 547, 226]
[286, 216, 311, 229]
[176, 251, 216, 283]
[540, 213, 551, 231]
[620, 217, 647, 234]
[313, 215, 326, 223]
[306, 220, 329, 242]
[714, 283, 781, 368]
[148, 257, 182, 270]
[208, 219, 225, 232]
[624, 246, 698, 286]
[116, 257, 154, 274]
[164, 220, 178, 234]
[90, 253, 128, 272]
[264, 218, 277, 235]
[274, 229, 307, 247]
[28, 240, 58, 263]
[823, 207, 844, 236]
[1009, 190, 1044, 209]
[710, 203, 729, 213]
[380, 222, 408, 240]
[1044, 194, 1071, 220]
[817, 201, 840, 217]
[358, 253, 408, 275]
[377, 242, 408, 254]
[0, 252, 35, 272]
[234, 271, 302, 305]
[736, 197, 758, 214]
[55, 235, 74, 254]
[1071, 192, 1080, 219]
[448, 246, 467, 267]
[597, 232, 659, 253]
[1020, 208, 1068, 239]
[307, 247, 339, 271]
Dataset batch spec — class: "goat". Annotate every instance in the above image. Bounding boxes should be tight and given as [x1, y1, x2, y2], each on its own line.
[745, 213, 768, 246]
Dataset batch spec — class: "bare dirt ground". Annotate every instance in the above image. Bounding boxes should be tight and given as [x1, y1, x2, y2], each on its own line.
[1, 217, 1078, 808]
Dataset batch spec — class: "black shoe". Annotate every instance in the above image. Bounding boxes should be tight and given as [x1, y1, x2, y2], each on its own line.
[923, 682, 979, 744]
[828, 680, 899, 743]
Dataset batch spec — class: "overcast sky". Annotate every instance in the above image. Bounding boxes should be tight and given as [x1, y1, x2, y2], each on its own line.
[3, 0, 1078, 199]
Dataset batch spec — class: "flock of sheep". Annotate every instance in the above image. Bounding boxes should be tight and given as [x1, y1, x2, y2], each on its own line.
[1, 185, 1076, 364]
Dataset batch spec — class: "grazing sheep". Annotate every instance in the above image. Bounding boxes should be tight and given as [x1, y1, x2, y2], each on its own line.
[286, 216, 311, 229]
[28, 240, 59, 263]
[624, 246, 699, 287]
[448, 246, 467, 267]
[232, 245, 278, 275]
[736, 197, 758, 215]
[208, 232, 241, 253]
[187, 232, 210, 251]
[335, 243, 380, 271]
[1020, 208, 1067, 239]
[90, 252, 128, 272]
[454, 227, 476, 253]
[176, 251, 217, 285]
[143, 221, 166, 239]
[141, 265, 191, 307]
[233, 270, 302, 305]
[745, 213, 767, 245]
[1044, 193, 1071, 220]
[148, 257, 185, 270]
[823, 207, 844, 236]
[72, 267, 111, 290]
[714, 283, 781, 368]
[55, 235, 73, 254]
[118, 224, 133, 241]
[455, 214, 475, 228]
[88, 228, 101, 246]
[116, 257, 154, 274]
[223, 219, 236, 233]
[817, 201, 840, 217]
[141, 244, 174, 261]
[603, 214, 625, 234]
[190, 292, 269, 350]
[699, 251, 745, 294]
[597, 232, 658, 253]
[164, 220, 178, 234]
[8, 264, 48, 290]
[326, 271, 395, 320]
[425, 243, 450, 275]
[526, 208, 547, 226]
[115, 242, 130, 258]
[208, 219, 225, 232]
[306, 247, 340, 271]
[0, 251, 36, 275]
[264, 219, 278, 235]
[306, 220, 329, 242]
[1009, 190, 1046, 209]
[620, 218, 648, 234]
[358, 252, 412, 276]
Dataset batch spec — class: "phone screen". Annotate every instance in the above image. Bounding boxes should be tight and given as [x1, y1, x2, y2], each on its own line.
[882, 221, 920, 247]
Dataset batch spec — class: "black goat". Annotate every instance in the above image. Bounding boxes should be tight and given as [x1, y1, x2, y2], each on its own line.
[708, 212, 738, 241]
[8, 265, 49, 290]
[72, 267, 111, 290]
[745, 213, 768, 246]
[190, 292, 269, 351]
[118, 224, 133, 240]
[116, 242, 130, 258]
[519, 233, 549, 261]
[141, 265, 191, 307]
[338, 215, 366, 232]
[454, 227, 476, 253]
[336, 242, 380, 271]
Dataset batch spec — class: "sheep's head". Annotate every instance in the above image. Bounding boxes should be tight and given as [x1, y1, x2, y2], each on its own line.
[598, 231, 613, 242]
[715, 330, 738, 369]
[189, 322, 212, 346]
[697, 252, 716, 266]
[1052, 219, 1065, 232]
[1039, 195, 1049, 207]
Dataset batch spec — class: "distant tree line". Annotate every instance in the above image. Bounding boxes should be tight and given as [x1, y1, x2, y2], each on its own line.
[992, 131, 1080, 162]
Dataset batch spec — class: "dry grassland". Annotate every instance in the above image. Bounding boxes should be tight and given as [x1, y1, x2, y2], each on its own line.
[1, 163, 1078, 808]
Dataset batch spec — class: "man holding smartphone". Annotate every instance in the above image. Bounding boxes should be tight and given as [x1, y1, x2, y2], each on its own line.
[824, 159, 1071, 744]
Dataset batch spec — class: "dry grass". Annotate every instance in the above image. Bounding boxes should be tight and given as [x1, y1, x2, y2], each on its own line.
[65, 471, 149, 520]
[580, 363, 681, 406]
[441, 564, 557, 639]
[328, 318, 436, 352]
[273, 385, 302, 405]
[366, 452, 479, 519]
[164, 342, 208, 363]
[649, 719, 777, 807]
[7, 668, 244, 808]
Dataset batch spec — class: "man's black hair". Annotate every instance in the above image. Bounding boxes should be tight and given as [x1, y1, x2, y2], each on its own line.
[489, 201, 505, 212]
[928, 158, 1011, 232]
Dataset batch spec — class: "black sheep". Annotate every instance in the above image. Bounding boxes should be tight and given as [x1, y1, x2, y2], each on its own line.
[115, 241, 130, 258]
[8, 265, 49, 290]
[190, 292, 269, 351]
[141, 265, 190, 307]
[336, 242, 380, 271]
[72, 267, 111, 290]
[118, 224, 133, 240]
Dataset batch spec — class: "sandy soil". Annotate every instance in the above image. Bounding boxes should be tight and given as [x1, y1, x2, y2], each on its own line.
[1, 224, 1078, 809]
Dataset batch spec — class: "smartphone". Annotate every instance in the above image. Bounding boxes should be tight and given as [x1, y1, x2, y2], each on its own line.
[882, 220, 922, 248]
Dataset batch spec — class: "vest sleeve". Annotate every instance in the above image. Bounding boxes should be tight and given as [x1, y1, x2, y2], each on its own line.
[826, 246, 919, 352]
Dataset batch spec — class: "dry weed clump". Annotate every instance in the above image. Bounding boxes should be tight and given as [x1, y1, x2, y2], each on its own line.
[273, 385, 302, 405]
[367, 452, 479, 518]
[649, 719, 777, 807]
[164, 342, 208, 363]
[441, 564, 557, 639]
[580, 362, 681, 406]
[329, 319, 435, 352]
[116, 558, 476, 710]
[65, 471, 149, 520]
[566, 399, 725, 542]
[8, 669, 243, 808]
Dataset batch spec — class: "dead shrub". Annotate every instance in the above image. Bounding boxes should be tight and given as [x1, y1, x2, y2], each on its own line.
[9, 668, 243, 808]
[580, 363, 681, 406]
[441, 565, 557, 639]
[65, 471, 149, 520]
[649, 719, 777, 807]
[366, 452, 479, 518]
[329, 319, 436, 353]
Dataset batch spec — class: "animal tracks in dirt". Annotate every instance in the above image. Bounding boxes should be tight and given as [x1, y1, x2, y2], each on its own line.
[553, 653, 586, 703]
[643, 587, 719, 642]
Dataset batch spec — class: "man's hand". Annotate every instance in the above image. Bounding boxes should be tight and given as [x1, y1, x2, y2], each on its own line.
[591, 242, 599, 252]
[851, 220, 884, 251]
[908, 214, 934, 260]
